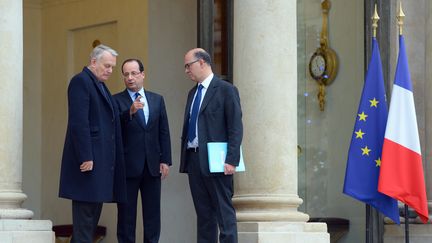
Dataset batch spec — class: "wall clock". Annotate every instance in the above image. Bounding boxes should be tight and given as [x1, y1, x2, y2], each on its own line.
[308, 0, 339, 111]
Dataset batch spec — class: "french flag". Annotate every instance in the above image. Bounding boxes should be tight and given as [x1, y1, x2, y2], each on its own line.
[378, 35, 429, 223]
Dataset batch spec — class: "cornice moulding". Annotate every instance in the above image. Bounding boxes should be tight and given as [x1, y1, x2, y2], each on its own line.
[41, 0, 82, 8]
[24, 0, 42, 9]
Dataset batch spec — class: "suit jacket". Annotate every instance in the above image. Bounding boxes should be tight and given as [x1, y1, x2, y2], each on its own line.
[59, 67, 126, 203]
[114, 89, 171, 178]
[179, 76, 243, 176]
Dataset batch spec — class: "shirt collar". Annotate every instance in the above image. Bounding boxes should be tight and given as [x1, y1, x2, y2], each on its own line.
[127, 87, 145, 98]
[199, 73, 214, 89]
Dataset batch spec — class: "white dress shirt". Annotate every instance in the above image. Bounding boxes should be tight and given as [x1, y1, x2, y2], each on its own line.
[187, 73, 214, 148]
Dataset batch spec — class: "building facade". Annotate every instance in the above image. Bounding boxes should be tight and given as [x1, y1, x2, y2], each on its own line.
[0, 0, 431, 242]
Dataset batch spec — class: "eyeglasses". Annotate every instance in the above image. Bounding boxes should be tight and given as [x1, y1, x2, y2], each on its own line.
[184, 59, 200, 69]
[122, 71, 142, 78]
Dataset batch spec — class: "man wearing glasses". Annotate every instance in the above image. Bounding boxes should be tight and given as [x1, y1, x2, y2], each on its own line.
[180, 48, 243, 243]
[113, 59, 171, 243]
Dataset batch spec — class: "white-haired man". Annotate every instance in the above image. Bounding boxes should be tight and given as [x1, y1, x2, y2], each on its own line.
[59, 44, 126, 243]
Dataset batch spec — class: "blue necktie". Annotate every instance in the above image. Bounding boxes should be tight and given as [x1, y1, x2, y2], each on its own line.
[134, 92, 146, 126]
[188, 84, 204, 143]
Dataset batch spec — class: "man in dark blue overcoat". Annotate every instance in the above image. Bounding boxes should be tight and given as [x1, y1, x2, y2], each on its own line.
[59, 44, 126, 243]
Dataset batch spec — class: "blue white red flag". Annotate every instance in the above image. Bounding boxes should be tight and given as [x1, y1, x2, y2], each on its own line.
[378, 35, 429, 223]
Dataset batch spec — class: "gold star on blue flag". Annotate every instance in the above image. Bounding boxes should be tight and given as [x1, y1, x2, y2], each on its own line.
[343, 38, 400, 224]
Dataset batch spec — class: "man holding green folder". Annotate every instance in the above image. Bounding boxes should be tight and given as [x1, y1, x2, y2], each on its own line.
[179, 48, 243, 243]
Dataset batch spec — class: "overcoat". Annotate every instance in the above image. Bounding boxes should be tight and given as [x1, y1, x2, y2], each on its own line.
[59, 67, 126, 203]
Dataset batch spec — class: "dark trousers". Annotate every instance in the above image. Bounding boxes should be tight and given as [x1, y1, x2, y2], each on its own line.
[71, 200, 103, 243]
[187, 150, 238, 243]
[117, 164, 161, 243]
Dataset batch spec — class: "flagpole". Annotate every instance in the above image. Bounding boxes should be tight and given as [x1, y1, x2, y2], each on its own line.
[404, 204, 409, 243]
[365, 7, 379, 243]
[366, 205, 371, 243]
[397, 2, 409, 243]
[397, 1, 405, 36]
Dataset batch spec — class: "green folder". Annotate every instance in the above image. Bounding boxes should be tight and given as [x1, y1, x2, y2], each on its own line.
[207, 142, 245, 173]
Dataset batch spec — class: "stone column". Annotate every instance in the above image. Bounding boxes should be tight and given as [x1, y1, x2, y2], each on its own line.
[0, 0, 32, 220]
[233, 0, 329, 242]
[0, 1, 53, 242]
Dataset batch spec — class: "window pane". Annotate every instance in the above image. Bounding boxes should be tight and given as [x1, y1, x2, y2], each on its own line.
[214, 0, 228, 77]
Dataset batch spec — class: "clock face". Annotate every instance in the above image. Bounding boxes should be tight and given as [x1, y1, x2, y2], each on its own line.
[310, 54, 326, 79]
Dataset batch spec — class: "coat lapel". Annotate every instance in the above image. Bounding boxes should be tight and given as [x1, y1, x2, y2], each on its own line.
[184, 86, 196, 125]
[144, 90, 153, 128]
[120, 89, 133, 107]
[84, 67, 114, 117]
[199, 77, 218, 114]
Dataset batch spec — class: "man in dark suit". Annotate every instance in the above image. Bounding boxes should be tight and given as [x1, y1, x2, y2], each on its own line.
[180, 48, 243, 243]
[114, 58, 171, 243]
[59, 44, 126, 243]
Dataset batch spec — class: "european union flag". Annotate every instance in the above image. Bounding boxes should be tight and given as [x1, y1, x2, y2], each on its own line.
[343, 38, 400, 224]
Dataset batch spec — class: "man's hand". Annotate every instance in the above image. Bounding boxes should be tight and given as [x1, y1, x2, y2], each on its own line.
[130, 95, 145, 116]
[80, 161, 93, 172]
[160, 163, 170, 179]
[224, 163, 236, 175]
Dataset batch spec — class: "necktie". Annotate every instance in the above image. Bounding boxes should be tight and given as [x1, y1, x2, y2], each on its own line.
[188, 84, 204, 143]
[134, 92, 146, 126]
